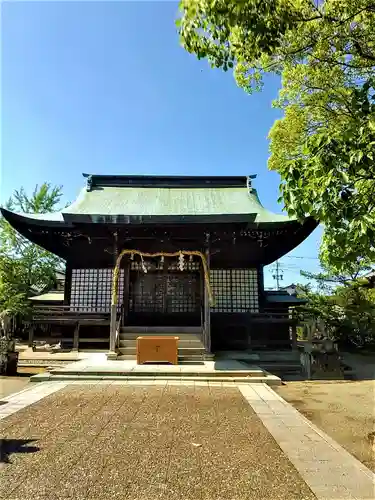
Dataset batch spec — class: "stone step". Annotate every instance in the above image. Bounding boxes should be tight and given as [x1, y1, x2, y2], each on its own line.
[31, 373, 282, 386]
[118, 346, 205, 356]
[116, 355, 209, 363]
[118, 338, 204, 348]
[43, 365, 266, 379]
[117, 354, 138, 360]
[121, 326, 202, 334]
[117, 352, 214, 361]
[116, 357, 212, 364]
[119, 333, 202, 341]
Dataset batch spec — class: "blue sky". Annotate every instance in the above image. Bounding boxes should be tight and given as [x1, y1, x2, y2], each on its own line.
[1, 1, 322, 287]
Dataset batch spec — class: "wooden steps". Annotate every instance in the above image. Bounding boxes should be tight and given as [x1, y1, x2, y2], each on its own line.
[118, 327, 207, 361]
[120, 326, 202, 333]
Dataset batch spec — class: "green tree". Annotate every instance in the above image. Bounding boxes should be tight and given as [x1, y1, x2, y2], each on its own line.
[297, 267, 375, 348]
[178, 0, 375, 271]
[0, 184, 64, 317]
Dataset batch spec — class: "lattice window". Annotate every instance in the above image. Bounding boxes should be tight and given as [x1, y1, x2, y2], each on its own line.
[130, 274, 165, 313]
[166, 274, 199, 312]
[211, 269, 259, 312]
[129, 273, 199, 314]
[210, 270, 232, 313]
[231, 269, 259, 312]
[70, 268, 124, 312]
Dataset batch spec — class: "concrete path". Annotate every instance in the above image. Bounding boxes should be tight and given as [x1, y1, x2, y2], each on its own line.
[239, 384, 375, 500]
[0, 382, 67, 420]
[31, 355, 282, 384]
[0, 381, 374, 500]
[48, 355, 263, 373]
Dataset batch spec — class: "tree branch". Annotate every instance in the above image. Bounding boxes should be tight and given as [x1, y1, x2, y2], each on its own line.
[281, 6, 375, 61]
[353, 40, 375, 62]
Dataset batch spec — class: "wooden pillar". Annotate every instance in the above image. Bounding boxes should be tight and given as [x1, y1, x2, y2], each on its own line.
[200, 266, 205, 331]
[109, 304, 117, 353]
[28, 325, 35, 348]
[64, 263, 72, 306]
[257, 265, 265, 311]
[290, 308, 298, 350]
[291, 324, 298, 350]
[73, 322, 80, 351]
[204, 240, 211, 353]
[109, 232, 119, 355]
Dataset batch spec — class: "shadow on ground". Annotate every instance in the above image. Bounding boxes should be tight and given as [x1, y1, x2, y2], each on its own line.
[0, 439, 40, 465]
[341, 352, 375, 380]
[213, 359, 254, 371]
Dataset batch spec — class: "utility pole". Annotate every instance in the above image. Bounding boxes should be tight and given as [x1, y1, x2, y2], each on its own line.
[272, 260, 283, 290]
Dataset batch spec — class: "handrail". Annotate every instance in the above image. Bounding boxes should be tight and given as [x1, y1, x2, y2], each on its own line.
[115, 303, 124, 349]
[115, 327, 119, 349]
[213, 310, 302, 320]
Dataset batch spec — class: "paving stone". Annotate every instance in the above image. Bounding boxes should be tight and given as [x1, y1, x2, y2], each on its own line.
[240, 383, 375, 500]
[0, 382, 66, 422]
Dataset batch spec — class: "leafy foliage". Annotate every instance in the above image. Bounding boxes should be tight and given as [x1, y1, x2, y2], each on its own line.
[178, 0, 375, 271]
[297, 269, 375, 349]
[277, 79, 375, 271]
[0, 184, 64, 317]
[0, 257, 32, 318]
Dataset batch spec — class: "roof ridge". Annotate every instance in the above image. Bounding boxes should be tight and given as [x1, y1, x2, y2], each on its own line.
[83, 173, 257, 191]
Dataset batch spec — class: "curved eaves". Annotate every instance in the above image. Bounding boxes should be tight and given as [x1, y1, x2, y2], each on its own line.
[0, 208, 72, 259]
[260, 217, 318, 265]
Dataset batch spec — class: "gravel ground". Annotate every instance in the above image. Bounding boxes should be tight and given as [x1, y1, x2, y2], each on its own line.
[0, 384, 315, 500]
[275, 380, 375, 472]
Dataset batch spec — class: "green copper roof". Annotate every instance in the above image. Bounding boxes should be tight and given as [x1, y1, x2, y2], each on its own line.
[0, 175, 318, 264]
[13, 212, 64, 222]
[61, 186, 291, 223]
[1, 175, 299, 226]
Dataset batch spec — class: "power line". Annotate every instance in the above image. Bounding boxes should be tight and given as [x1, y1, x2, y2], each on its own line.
[279, 270, 308, 275]
[266, 269, 306, 277]
[271, 260, 283, 289]
[284, 255, 319, 260]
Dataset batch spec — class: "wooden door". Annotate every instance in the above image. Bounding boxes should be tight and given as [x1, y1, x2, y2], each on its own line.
[128, 271, 201, 325]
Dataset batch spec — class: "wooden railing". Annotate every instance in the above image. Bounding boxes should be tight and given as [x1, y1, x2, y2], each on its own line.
[32, 305, 74, 316]
[32, 305, 110, 317]
[32, 305, 110, 327]
[210, 310, 300, 323]
[248, 310, 298, 322]
[31, 305, 299, 318]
